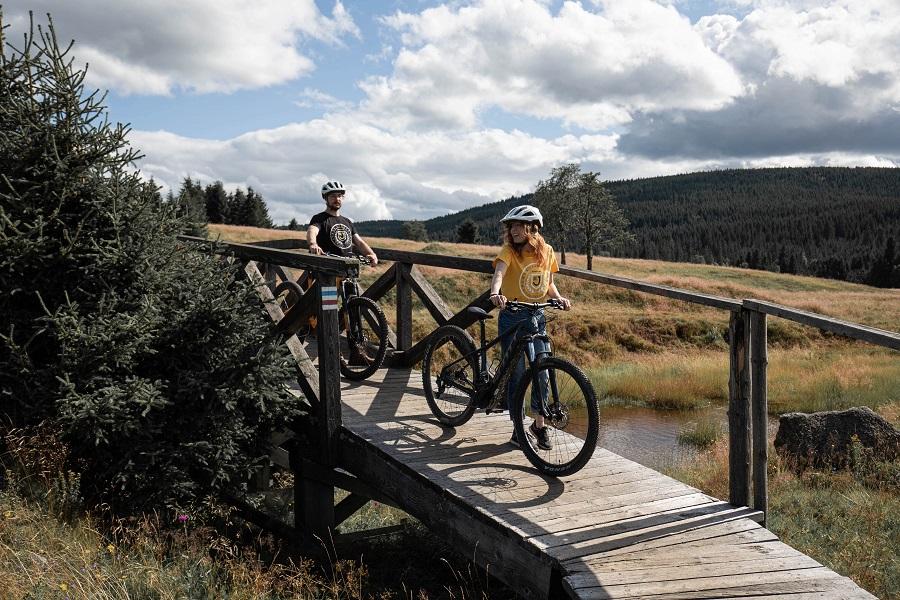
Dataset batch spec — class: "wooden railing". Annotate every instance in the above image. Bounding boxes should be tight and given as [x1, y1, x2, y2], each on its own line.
[179, 235, 899, 533]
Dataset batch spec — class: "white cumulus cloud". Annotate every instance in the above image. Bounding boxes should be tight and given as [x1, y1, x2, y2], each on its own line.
[2, 0, 360, 95]
[362, 0, 744, 131]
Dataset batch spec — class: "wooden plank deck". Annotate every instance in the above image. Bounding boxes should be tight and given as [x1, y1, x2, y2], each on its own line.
[333, 368, 875, 600]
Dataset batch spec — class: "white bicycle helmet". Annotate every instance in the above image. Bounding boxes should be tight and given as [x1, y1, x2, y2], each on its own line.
[500, 204, 543, 228]
[321, 180, 346, 198]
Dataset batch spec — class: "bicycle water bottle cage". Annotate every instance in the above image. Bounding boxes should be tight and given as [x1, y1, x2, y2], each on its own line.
[467, 306, 494, 320]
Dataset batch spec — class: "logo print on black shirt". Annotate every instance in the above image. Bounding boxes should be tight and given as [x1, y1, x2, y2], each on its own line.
[330, 223, 353, 250]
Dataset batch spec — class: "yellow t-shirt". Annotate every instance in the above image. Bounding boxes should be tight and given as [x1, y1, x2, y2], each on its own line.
[492, 244, 559, 301]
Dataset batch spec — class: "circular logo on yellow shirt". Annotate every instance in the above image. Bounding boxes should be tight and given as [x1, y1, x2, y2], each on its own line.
[519, 262, 548, 300]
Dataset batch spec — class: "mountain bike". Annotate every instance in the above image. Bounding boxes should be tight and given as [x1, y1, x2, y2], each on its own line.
[421, 300, 600, 476]
[330, 254, 389, 380]
[277, 254, 389, 380]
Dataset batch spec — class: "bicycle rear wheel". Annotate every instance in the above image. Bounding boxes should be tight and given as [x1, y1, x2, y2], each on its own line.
[339, 296, 388, 381]
[422, 325, 479, 426]
[513, 357, 599, 476]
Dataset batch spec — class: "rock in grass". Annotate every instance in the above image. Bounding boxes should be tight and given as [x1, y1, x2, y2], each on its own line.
[774, 407, 899, 470]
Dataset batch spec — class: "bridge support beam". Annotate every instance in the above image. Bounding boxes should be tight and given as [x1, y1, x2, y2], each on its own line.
[293, 273, 343, 543]
[728, 308, 752, 508]
[751, 310, 768, 525]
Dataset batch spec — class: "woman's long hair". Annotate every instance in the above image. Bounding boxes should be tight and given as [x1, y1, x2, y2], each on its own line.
[503, 222, 551, 267]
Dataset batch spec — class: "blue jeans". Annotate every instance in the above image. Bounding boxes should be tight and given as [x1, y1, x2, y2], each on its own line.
[498, 308, 549, 420]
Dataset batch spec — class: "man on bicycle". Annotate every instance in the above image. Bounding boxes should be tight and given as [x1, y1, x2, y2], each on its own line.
[307, 181, 378, 266]
[306, 181, 379, 366]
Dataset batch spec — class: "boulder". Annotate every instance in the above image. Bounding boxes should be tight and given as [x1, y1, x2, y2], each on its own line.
[774, 406, 899, 470]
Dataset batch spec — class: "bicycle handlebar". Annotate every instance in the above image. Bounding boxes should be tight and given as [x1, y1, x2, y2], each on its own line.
[505, 298, 565, 311]
[324, 252, 372, 266]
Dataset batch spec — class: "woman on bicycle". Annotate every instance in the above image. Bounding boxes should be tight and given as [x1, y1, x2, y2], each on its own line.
[489, 205, 571, 449]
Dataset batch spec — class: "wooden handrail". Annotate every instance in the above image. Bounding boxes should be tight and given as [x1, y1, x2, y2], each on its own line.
[559, 266, 743, 311]
[743, 299, 899, 350]
[177, 235, 359, 277]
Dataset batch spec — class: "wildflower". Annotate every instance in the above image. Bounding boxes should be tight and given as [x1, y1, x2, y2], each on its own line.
[177, 514, 189, 523]
[59, 583, 68, 592]
[3, 510, 13, 519]
[107, 544, 116, 555]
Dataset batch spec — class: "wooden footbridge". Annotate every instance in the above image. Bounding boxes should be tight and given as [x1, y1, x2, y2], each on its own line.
[182, 235, 897, 599]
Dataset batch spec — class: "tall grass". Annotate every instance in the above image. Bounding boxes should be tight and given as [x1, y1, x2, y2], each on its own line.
[1, 477, 513, 600]
[767, 347, 900, 414]
[586, 347, 899, 414]
[591, 353, 728, 410]
[0, 484, 371, 599]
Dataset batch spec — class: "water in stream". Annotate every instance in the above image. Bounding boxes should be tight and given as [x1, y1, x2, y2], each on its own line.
[598, 402, 727, 470]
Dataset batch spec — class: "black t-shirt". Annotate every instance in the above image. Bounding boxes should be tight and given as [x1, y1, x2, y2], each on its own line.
[309, 211, 356, 256]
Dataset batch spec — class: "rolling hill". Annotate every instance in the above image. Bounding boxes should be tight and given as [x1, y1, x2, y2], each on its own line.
[355, 167, 900, 287]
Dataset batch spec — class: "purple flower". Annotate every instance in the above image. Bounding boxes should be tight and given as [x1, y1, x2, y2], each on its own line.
[177, 514, 189, 523]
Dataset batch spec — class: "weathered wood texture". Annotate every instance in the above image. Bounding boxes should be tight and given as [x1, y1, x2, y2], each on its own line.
[728, 309, 752, 508]
[559, 266, 743, 311]
[744, 298, 900, 350]
[333, 368, 874, 600]
[177, 235, 359, 276]
[750, 310, 768, 523]
[395, 262, 413, 351]
[244, 261, 319, 405]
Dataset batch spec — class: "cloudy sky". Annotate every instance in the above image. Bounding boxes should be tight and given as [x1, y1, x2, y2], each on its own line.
[4, 0, 900, 224]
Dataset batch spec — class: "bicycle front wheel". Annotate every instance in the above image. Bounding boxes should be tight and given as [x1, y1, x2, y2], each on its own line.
[422, 325, 479, 427]
[339, 296, 388, 381]
[513, 357, 599, 477]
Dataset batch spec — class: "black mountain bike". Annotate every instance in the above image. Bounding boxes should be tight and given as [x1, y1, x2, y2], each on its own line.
[279, 253, 388, 380]
[421, 300, 600, 476]
[331, 254, 389, 380]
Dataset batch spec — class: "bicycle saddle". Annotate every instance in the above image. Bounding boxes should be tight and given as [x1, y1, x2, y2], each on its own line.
[467, 306, 494, 320]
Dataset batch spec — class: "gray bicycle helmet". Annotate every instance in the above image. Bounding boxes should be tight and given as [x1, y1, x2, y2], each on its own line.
[500, 204, 543, 228]
[321, 180, 346, 198]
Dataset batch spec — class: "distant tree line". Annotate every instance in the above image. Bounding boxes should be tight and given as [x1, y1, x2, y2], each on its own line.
[172, 177, 274, 234]
[355, 167, 900, 288]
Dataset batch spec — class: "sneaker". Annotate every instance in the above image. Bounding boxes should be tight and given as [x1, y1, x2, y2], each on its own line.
[508, 430, 520, 447]
[529, 422, 552, 451]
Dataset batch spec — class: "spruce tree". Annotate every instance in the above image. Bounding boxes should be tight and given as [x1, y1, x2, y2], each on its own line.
[0, 14, 299, 514]
[246, 187, 273, 228]
[204, 180, 227, 223]
[457, 218, 479, 244]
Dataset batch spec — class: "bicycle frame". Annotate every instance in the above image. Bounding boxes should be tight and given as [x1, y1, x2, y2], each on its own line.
[438, 305, 555, 411]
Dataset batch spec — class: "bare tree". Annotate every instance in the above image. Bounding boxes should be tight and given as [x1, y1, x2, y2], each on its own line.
[534, 164, 633, 270]
[573, 171, 634, 270]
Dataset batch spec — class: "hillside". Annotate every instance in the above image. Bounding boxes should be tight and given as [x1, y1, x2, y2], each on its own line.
[354, 167, 900, 286]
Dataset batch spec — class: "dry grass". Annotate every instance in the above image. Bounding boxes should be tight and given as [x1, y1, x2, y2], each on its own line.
[587, 346, 900, 413]
[0, 487, 373, 600]
[591, 352, 729, 410]
[209, 223, 900, 331]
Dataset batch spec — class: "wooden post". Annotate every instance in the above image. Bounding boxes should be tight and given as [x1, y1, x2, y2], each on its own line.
[396, 262, 413, 351]
[750, 310, 769, 525]
[294, 273, 341, 543]
[728, 309, 752, 507]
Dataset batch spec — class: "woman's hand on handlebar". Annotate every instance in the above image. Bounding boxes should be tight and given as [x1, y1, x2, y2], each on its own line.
[490, 293, 507, 310]
[552, 296, 572, 310]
